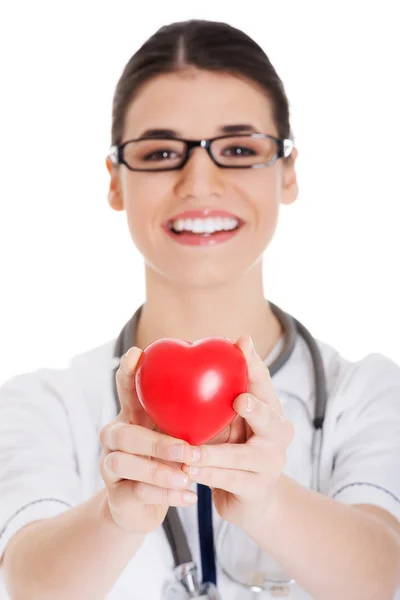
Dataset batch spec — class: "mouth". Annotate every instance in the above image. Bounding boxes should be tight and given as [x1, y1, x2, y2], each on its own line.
[163, 209, 244, 247]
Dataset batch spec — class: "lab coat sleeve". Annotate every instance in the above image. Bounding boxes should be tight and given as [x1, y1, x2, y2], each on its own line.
[0, 369, 82, 563]
[323, 353, 400, 523]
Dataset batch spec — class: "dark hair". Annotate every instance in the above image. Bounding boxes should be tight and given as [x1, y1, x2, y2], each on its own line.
[111, 19, 294, 154]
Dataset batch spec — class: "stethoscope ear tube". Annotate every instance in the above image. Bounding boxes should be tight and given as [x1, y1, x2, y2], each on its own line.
[293, 316, 328, 429]
[163, 502, 192, 567]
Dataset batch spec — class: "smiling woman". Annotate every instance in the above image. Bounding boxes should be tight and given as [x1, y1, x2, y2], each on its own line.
[106, 66, 297, 295]
[0, 17, 400, 600]
[109, 128, 291, 247]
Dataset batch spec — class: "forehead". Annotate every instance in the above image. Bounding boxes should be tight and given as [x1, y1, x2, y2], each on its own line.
[123, 69, 277, 139]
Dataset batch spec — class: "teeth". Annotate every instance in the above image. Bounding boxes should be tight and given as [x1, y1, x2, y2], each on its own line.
[170, 217, 239, 234]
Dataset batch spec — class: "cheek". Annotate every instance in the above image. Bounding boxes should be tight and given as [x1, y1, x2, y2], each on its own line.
[260, 201, 280, 241]
[121, 177, 165, 251]
[239, 173, 281, 244]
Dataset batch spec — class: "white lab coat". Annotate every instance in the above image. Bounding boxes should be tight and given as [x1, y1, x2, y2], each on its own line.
[0, 333, 399, 599]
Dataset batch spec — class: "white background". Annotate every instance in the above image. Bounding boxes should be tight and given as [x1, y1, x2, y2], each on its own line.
[1, 1, 399, 384]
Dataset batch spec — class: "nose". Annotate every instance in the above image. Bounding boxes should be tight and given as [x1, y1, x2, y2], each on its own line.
[173, 146, 225, 201]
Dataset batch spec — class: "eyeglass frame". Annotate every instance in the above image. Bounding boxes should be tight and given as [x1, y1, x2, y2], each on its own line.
[108, 133, 294, 172]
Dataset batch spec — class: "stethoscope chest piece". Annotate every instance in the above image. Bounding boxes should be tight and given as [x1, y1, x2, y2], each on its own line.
[163, 583, 220, 600]
[162, 562, 221, 599]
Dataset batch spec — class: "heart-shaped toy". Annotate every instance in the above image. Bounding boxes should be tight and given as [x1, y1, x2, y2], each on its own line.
[135, 337, 249, 445]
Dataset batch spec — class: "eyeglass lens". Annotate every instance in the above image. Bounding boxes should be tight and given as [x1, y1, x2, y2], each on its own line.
[122, 136, 279, 170]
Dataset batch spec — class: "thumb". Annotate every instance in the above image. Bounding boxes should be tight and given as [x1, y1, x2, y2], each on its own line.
[115, 347, 152, 427]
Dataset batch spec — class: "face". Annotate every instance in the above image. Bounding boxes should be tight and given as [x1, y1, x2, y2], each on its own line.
[106, 69, 298, 289]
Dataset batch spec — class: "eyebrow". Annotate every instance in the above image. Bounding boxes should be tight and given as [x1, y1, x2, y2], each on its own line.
[137, 124, 259, 139]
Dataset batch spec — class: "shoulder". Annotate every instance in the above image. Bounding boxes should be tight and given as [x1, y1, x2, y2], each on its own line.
[314, 338, 400, 418]
[0, 338, 117, 424]
[280, 333, 400, 425]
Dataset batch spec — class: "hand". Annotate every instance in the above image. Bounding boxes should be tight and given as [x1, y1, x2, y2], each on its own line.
[99, 347, 199, 534]
[182, 335, 294, 534]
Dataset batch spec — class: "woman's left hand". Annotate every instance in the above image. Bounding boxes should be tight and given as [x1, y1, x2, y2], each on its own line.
[182, 334, 294, 533]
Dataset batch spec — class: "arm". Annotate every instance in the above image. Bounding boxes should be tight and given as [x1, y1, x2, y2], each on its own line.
[1, 488, 145, 600]
[1, 347, 198, 600]
[184, 337, 400, 600]
[250, 474, 400, 600]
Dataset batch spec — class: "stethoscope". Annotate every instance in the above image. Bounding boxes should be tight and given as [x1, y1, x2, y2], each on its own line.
[111, 302, 327, 598]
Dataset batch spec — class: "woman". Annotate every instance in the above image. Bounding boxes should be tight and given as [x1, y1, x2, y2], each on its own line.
[0, 19, 399, 600]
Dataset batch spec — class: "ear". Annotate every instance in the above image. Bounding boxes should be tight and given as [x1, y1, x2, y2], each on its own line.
[281, 147, 299, 206]
[106, 156, 124, 211]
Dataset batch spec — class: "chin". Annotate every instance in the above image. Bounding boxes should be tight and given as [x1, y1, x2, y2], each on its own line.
[144, 243, 266, 289]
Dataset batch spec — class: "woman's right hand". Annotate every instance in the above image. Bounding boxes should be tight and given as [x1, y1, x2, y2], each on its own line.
[99, 347, 199, 534]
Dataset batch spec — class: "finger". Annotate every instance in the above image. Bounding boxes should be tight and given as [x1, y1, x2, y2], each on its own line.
[132, 481, 198, 506]
[103, 451, 192, 489]
[99, 422, 199, 465]
[99, 416, 121, 453]
[182, 460, 286, 496]
[182, 465, 264, 499]
[235, 334, 283, 415]
[234, 393, 294, 445]
[183, 440, 270, 473]
[115, 346, 143, 419]
[108, 478, 198, 509]
[100, 452, 123, 485]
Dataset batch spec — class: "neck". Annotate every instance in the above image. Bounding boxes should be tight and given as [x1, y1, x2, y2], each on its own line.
[135, 261, 283, 362]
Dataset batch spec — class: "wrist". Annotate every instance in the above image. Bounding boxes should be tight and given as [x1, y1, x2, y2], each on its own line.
[244, 475, 287, 542]
[98, 490, 146, 546]
[237, 478, 282, 541]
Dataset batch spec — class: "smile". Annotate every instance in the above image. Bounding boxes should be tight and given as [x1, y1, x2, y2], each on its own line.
[163, 210, 244, 247]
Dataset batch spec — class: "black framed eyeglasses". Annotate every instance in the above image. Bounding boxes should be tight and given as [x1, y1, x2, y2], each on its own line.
[108, 133, 294, 172]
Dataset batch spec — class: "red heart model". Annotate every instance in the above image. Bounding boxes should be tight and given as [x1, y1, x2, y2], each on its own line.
[135, 337, 249, 445]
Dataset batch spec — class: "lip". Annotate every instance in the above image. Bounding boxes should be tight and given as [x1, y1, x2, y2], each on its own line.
[162, 209, 244, 247]
[165, 209, 243, 224]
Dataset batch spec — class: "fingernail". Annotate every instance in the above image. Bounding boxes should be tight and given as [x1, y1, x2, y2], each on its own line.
[183, 491, 198, 504]
[169, 444, 185, 461]
[191, 447, 201, 462]
[246, 395, 254, 412]
[171, 472, 189, 488]
[189, 466, 201, 476]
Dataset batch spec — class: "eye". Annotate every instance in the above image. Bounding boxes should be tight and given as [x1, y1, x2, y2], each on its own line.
[143, 149, 180, 161]
[222, 145, 256, 157]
